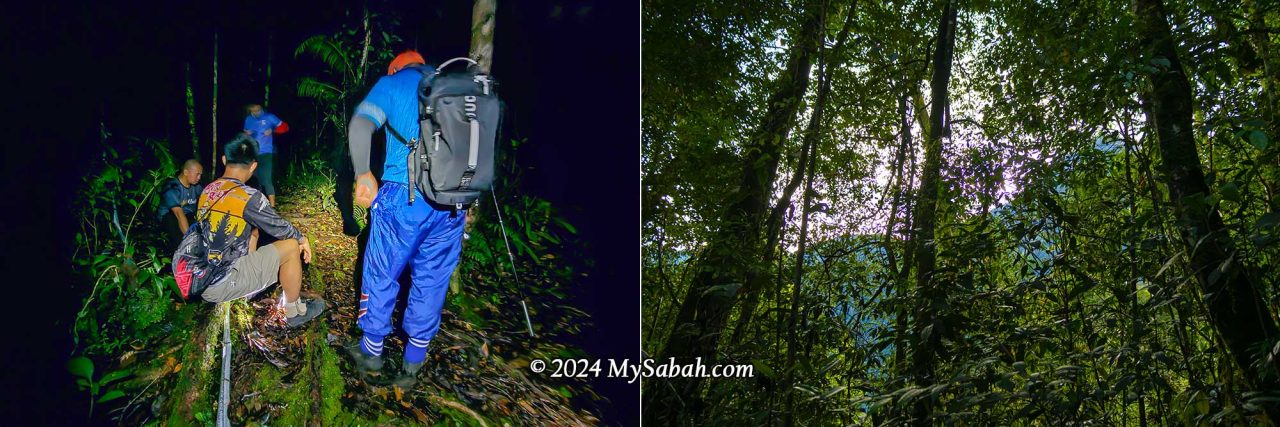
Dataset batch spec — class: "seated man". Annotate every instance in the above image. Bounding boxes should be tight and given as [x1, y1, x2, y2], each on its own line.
[157, 159, 203, 248]
[174, 134, 325, 327]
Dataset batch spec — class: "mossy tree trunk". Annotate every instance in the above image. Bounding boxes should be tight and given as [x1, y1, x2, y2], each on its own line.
[644, 1, 826, 422]
[1133, 0, 1280, 419]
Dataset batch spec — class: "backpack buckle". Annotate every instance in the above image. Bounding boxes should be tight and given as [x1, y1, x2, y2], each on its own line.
[473, 75, 491, 95]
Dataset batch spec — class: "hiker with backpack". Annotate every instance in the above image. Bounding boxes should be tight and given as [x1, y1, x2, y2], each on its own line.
[157, 159, 204, 249]
[242, 104, 289, 207]
[171, 134, 325, 327]
[344, 50, 498, 385]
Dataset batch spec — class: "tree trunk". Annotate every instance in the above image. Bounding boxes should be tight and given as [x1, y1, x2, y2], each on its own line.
[728, 5, 857, 349]
[185, 62, 199, 160]
[357, 8, 371, 84]
[1133, 0, 1280, 419]
[889, 77, 916, 375]
[265, 32, 272, 108]
[644, 2, 826, 423]
[728, 127, 812, 348]
[470, 0, 496, 74]
[783, 46, 835, 427]
[909, 0, 957, 423]
[211, 30, 219, 178]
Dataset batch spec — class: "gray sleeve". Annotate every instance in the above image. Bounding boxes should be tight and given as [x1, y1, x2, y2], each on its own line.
[244, 192, 303, 241]
[349, 116, 378, 176]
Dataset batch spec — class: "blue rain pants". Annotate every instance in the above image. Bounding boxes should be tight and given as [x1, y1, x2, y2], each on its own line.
[358, 181, 466, 346]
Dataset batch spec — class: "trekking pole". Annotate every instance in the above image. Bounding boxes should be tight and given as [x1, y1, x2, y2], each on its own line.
[216, 303, 232, 427]
[491, 190, 535, 337]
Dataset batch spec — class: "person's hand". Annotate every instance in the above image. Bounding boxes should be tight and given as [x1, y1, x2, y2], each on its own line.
[298, 237, 313, 264]
[355, 172, 378, 208]
[249, 228, 260, 252]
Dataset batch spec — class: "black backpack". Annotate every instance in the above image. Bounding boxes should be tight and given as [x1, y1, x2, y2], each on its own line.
[386, 57, 500, 207]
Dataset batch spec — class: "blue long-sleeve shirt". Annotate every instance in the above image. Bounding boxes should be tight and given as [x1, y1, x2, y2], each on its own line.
[353, 66, 435, 186]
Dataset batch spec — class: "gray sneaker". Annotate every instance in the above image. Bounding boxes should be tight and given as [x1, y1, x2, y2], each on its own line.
[285, 298, 327, 328]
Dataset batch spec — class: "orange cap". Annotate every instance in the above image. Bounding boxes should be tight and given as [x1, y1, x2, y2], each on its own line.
[388, 50, 426, 75]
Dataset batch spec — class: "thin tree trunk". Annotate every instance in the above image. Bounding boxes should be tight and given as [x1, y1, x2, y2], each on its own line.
[1134, 0, 1280, 419]
[470, 0, 496, 74]
[783, 47, 834, 427]
[889, 79, 914, 374]
[211, 30, 219, 177]
[728, 131, 812, 348]
[185, 62, 199, 160]
[265, 32, 272, 108]
[909, 0, 957, 423]
[645, 2, 825, 423]
[729, 4, 857, 349]
[358, 8, 371, 84]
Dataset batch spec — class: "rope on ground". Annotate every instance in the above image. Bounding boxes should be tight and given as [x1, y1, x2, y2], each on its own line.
[216, 303, 232, 427]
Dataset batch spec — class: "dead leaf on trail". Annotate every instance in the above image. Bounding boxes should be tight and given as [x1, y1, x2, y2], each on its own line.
[173, 363, 182, 373]
[412, 407, 430, 423]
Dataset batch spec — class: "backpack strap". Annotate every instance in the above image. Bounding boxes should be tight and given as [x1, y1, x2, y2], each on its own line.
[385, 122, 414, 149]
[459, 117, 479, 190]
[385, 122, 422, 205]
[196, 182, 247, 224]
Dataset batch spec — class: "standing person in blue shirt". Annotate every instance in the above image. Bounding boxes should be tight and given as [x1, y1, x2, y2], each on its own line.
[242, 104, 289, 207]
[343, 50, 467, 385]
[157, 159, 204, 249]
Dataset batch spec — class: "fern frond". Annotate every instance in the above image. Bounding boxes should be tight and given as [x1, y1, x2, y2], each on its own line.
[294, 35, 351, 75]
[296, 76, 343, 101]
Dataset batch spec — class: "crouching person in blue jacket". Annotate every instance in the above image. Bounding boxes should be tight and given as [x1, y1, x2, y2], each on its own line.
[344, 50, 466, 385]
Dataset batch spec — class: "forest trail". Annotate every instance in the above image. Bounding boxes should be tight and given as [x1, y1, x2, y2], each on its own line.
[210, 191, 598, 425]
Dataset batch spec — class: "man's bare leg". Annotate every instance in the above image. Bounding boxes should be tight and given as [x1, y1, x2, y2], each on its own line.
[249, 228, 260, 252]
[273, 239, 301, 302]
[268, 194, 277, 207]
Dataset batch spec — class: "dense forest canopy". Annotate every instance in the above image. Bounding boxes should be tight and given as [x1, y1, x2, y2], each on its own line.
[643, 0, 1280, 424]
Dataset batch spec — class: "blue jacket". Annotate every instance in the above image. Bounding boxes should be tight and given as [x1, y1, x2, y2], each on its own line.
[243, 112, 283, 154]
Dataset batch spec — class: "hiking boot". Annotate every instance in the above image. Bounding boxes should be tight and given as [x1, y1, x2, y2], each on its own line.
[344, 340, 384, 375]
[285, 297, 327, 328]
[394, 361, 423, 389]
[342, 218, 360, 237]
[403, 360, 423, 376]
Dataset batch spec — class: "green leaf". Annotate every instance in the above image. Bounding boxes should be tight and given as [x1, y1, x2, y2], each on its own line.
[752, 359, 777, 379]
[1248, 130, 1270, 150]
[96, 390, 126, 403]
[553, 217, 578, 234]
[1258, 212, 1280, 230]
[67, 357, 93, 380]
[1220, 181, 1241, 202]
[99, 369, 132, 385]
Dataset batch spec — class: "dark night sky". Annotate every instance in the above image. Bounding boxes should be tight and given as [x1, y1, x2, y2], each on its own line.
[3, 0, 638, 424]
